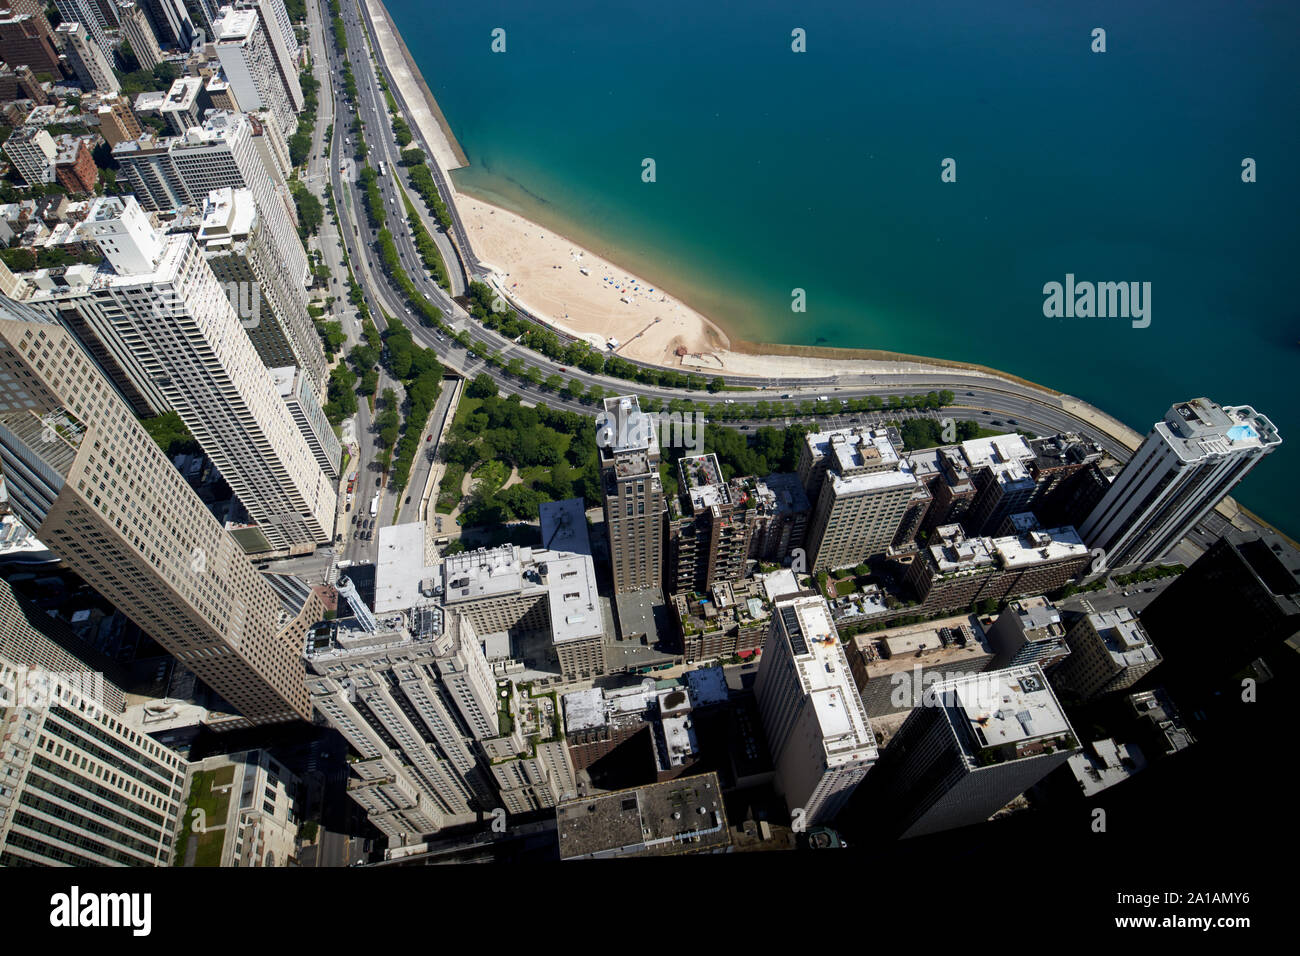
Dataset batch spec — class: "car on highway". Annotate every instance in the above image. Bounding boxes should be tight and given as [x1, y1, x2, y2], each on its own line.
[724, 398, 735, 404]
[426, 434, 433, 441]
[818, 395, 829, 401]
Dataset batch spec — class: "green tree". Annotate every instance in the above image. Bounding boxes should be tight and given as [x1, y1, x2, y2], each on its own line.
[467, 373, 498, 399]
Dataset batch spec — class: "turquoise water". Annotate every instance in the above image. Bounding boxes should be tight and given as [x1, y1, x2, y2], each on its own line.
[387, 0, 1300, 538]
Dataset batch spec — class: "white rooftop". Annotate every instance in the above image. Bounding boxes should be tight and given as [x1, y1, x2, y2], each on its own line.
[778, 595, 877, 765]
[991, 525, 1087, 568]
[373, 521, 438, 614]
[441, 542, 603, 645]
[1155, 399, 1281, 462]
[539, 497, 591, 556]
[1087, 606, 1160, 668]
[961, 433, 1034, 470]
[939, 665, 1074, 756]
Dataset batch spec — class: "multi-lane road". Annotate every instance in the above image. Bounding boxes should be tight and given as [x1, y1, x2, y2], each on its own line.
[303, 0, 1284, 565]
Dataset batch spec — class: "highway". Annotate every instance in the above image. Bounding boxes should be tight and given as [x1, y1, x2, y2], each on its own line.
[302, 0, 1283, 566]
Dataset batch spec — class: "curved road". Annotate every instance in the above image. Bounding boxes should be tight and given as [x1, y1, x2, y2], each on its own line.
[310, 0, 1278, 558]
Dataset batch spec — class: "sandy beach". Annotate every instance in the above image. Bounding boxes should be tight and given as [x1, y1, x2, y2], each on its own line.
[456, 195, 734, 364]
[362, 0, 1144, 455]
[365, 0, 995, 378]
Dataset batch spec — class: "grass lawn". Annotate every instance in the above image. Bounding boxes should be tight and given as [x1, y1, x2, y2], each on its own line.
[174, 765, 234, 867]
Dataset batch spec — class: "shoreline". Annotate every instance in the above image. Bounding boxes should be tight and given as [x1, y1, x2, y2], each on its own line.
[357, 0, 1141, 440]
[359, 2, 1011, 381]
[366, 0, 469, 172]
[356, 0, 1291, 547]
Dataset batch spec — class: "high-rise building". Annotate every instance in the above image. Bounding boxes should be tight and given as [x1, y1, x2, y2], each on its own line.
[96, 95, 143, 146]
[212, 4, 299, 138]
[204, 73, 238, 110]
[158, 75, 209, 134]
[0, 681, 188, 865]
[0, 63, 47, 104]
[0, 15, 62, 75]
[912, 445, 979, 534]
[985, 595, 1071, 671]
[2, 125, 57, 185]
[181, 0, 219, 38]
[116, 0, 163, 68]
[1140, 529, 1300, 700]
[555, 773, 730, 860]
[799, 426, 920, 572]
[53, 21, 120, 94]
[23, 197, 335, 552]
[271, 365, 340, 479]
[861, 664, 1079, 839]
[667, 453, 752, 594]
[0, 293, 316, 725]
[1080, 399, 1281, 568]
[1052, 606, 1161, 700]
[1024, 432, 1104, 518]
[51, 134, 97, 193]
[960, 434, 1038, 535]
[53, 1, 113, 59]
[0, 575, 128, 715]
[754, 593, 877, 825]
[194, 186, 324, 397]
[438, 541, 607, 681]
[114, 111, 309, 288]
[846, 613, 993, 719]
[744, 472, 810, 563]
[0, 259, 23, 299]
[234, 0, 301, 110]
[598, 395, 664, 593]
[306, 563, 504, 845]
[139, 0, 193, 49]
[904, 521, 1089, 616]
[483, 680, 577, 814]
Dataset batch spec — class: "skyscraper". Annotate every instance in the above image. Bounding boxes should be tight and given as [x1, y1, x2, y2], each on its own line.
[96, 95, 144, 147]
[0, 681, 188, 866]
[861, 664, 1079, 839]
[754, 593, 878, 826]
[212, 4, 300, 138]
[799, 426, 919, 572]
[598, 395, 665, 593]
[53, 21, 120, 94]
[194, 186, 325, 398]
[306, 581, 502, 845]
[53, 0, 114, 59]
[666, 453, 753, 594]
[0, 293, 315, 725]
[0, 575, 128, 716]
[138, 0, 193, 48]
[116, 0, 164, 68]
[114, 111, 309, 289]
[1080, 399, 1281, 568]
[1140, 528, 1300, 701]
[1, 127, 57, 186]
[0, 14, 62, 75]
[23, 197, 336, 552]
[1052, 606, 1161, 700]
